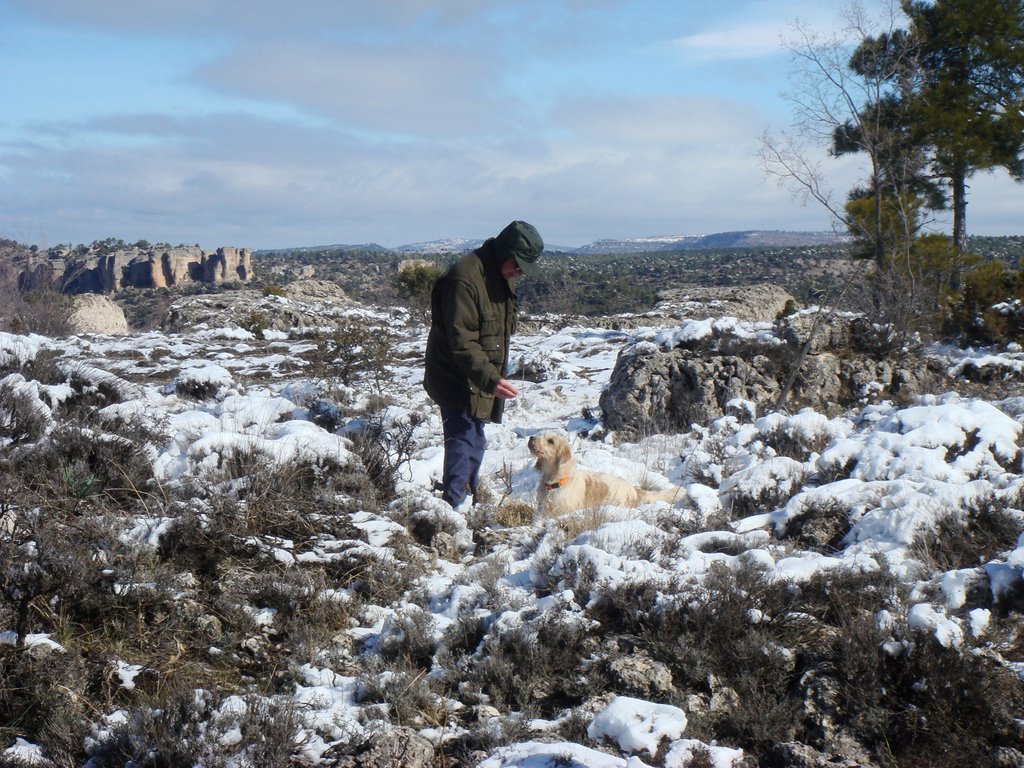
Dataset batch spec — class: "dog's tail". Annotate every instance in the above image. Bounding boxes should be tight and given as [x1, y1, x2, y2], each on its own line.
[643, 486, 687, 506]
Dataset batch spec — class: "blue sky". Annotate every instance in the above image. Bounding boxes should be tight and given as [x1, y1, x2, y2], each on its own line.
[1, 0, 1019, 250]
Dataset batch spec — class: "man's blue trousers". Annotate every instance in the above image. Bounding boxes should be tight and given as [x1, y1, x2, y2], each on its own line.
[440, 406, 486, 508]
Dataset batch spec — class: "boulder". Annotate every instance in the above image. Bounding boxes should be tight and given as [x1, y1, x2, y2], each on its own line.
[600, 311, 950, 435]
[607, 652, 675, 696]
[67, 295, 129, 335]
[283, 279, 349, 303]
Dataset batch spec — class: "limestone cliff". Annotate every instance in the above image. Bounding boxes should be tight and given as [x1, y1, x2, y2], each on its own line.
[19, 244, 254, 293]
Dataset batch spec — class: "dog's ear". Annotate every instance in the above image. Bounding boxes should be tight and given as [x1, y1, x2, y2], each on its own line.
[555, 437, 572, 467]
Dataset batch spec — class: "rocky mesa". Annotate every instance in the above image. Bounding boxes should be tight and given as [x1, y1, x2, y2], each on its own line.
[19, 244, 254, 293]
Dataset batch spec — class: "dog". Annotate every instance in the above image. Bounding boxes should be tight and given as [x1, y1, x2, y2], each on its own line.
[527, 432, 684, 517]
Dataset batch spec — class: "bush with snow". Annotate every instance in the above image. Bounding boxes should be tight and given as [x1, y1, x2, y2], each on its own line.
[1, 309, 1024, 768]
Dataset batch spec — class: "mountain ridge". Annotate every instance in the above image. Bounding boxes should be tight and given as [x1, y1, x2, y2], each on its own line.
[255, 229, 850, 256]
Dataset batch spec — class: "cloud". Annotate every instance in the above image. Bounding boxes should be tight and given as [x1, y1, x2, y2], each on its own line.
[667, 2, 861, 64]
[671, 22, 785, 61]
[3, 0, 1018, 249]
[0, 97, 836, 249]
[195, 41, 502, 136]
[0, 112, 532, 247]
[8, 0, 500, 35]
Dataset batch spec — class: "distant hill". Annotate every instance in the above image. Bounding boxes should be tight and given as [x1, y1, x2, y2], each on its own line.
[393, 238, 484, 254]
[259, 230, 850, 257]
[570, 230, 849, 254]
[256, 242, 392, 254]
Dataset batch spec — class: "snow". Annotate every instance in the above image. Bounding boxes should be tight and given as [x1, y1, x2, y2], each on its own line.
[2, 309, 1024, 765]
[0, 739, 53, 767]
[587, 695, 688, 755]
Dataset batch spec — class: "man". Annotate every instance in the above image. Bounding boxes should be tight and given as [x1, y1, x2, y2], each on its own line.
[423, 220, 544, 510]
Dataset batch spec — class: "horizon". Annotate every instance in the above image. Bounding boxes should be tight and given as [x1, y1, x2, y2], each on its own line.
[2, 1, 1021, 251]
[10, 226, 1024, 254]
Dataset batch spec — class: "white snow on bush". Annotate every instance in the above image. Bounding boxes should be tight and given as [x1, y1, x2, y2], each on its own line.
[5, 313, 1024, 767]
[587, 695, 688, 755]
[908, 603, 964, 649]
[0, 332, 45, 368]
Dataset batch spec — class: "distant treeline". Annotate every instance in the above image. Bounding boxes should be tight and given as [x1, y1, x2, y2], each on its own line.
[253, 236, 1024, 317]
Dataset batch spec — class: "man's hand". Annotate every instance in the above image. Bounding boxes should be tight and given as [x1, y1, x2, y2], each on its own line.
[494, 379, 518, 399]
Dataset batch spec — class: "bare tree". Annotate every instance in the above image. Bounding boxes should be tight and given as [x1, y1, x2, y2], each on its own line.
[760, 1, 925, 263]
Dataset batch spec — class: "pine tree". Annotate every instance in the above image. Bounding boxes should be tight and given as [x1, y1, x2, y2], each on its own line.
[903, 0, 1024, 278]
[832, 28, 942, 265]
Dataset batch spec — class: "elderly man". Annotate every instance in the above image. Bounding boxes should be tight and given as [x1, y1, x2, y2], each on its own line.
[423, 220, 545, 510]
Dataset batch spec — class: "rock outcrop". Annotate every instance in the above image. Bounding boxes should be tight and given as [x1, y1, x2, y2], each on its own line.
[67, 295, 129, 335]
[600, 309, 950, 435]
[525, 283, 797, 331]
[655, 284, 796, 324]
[20, 245, 253, 293]
[162, 279, 359, 333]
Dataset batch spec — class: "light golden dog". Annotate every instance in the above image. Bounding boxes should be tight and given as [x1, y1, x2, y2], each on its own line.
[527, 432, 684, 517]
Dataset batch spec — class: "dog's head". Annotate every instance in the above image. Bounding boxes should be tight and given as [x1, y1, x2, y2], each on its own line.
[527, 432, 574, 478]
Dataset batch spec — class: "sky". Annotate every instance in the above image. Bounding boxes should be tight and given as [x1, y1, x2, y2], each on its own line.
[1, 0, 1020, 251]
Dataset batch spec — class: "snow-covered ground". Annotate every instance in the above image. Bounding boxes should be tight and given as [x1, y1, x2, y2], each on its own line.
[2, 301, 1024, 766]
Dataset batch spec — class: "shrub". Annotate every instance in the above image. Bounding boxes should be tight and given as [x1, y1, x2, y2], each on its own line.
[720, 456, 809, 519]
[373, 604, 437, 669]
[780, 497, 851, 553]
[3, 288, 74, 338]
[113, 287, 177, 330]
[157, 452, 367, 584]
[303, 319, 397, 397]
[459, 609, 605, 718]
[947, 256, 1024, 345]
[5, 421, 157, 512]
[351, 411, 421, 504]
[776, 298, 798, 320]
[242, 310, 270, 340]
[392, 260, 444, 325]
[847, 233, 957, 349]
[241, 568, 361, 663]
[261, 284, 288, 297]
[358, 660, 449, 729]
[756, 414, 834, 461]
[910, 493, 1023, 574]
[493, 500, 536, 528]
[0, 373, 52, 444]
[85, 689, 307, 768]
[322, 538, 427, 609]
[856, 630, 1024, 766]
[0, 645, 92, 764]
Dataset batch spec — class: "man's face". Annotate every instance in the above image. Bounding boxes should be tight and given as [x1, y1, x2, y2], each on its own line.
[500, 257, 525, 280]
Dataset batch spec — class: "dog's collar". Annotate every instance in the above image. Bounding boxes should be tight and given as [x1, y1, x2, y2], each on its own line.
[544, 476, 570, 491]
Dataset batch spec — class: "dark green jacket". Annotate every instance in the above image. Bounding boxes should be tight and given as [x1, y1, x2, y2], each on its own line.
[423, 239, 517, 423]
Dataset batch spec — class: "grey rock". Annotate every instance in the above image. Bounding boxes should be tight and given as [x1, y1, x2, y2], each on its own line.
[327, 725, 435, 768]
[161, 278, 359, 333]
[431, 531, 460, 561]
[765, 741, 880, 768]
[607, 652, 674, 695]
[657, 283, 796, 323]
[600, 310, 949, 435]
